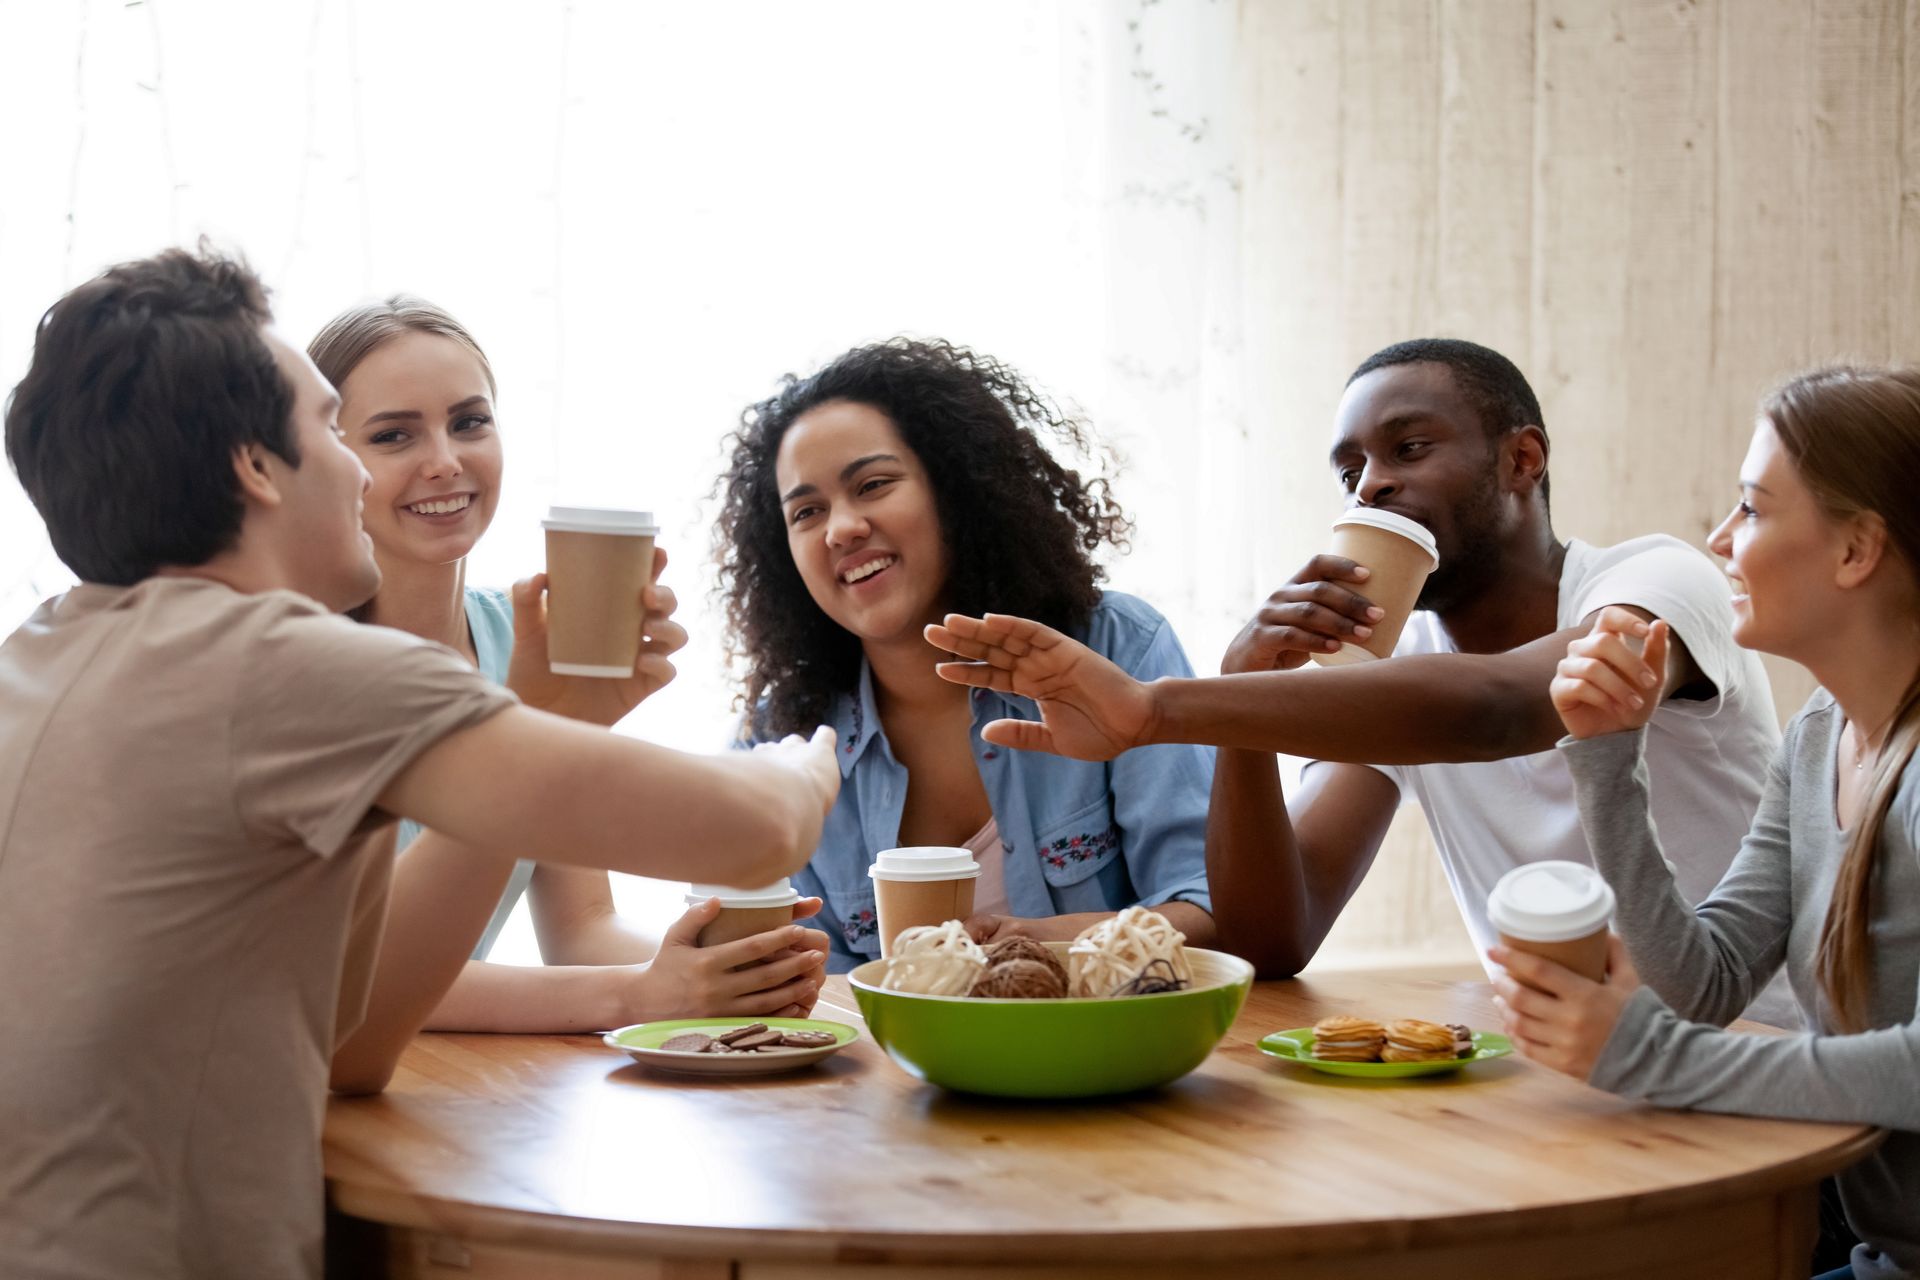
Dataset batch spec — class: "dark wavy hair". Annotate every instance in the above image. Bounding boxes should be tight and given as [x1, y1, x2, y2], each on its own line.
[714, 339, 1132, 736]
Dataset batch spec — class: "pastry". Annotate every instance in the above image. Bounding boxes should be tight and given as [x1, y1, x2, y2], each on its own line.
[1380, 1018, 1457, 1063]
[1310, 1014, 1385, 1062]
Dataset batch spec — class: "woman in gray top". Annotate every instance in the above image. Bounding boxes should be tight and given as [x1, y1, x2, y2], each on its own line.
[1489, 366, 1920, 1280]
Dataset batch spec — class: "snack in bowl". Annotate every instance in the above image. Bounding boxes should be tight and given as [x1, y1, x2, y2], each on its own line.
[1310, 1014, 1386, 1062]
[984, 935, 1070, 986]
[849, 931, 1254, 1098]
[878, 920, 986, 996]
[969, 957, 1069, 999]
[1379, 1019, 1459, 1064]
[1066, 905, 1192, 998]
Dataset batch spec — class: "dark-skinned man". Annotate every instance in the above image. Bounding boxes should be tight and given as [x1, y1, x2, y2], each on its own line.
[924, 339, 1794, 1026]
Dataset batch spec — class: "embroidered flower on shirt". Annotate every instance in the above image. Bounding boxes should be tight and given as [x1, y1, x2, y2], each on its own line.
[841, 907, 877, 947]
[1040, 824, 1120, 869]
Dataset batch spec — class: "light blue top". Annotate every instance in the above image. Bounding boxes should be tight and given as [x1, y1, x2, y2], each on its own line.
[741, 591, 1215, 972]
[396, 586, 535, 962]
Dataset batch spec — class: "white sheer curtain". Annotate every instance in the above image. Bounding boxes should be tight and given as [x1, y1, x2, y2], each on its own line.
[5, 1, 1435, 966]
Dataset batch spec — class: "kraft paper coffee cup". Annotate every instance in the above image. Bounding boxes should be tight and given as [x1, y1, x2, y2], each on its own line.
[1309, 508, 1440, 666]
[868, 847, 981, 957]
[1487, 860, 1616, 985]
[542, 505, 660, 677]
[688, 880, 802, 950]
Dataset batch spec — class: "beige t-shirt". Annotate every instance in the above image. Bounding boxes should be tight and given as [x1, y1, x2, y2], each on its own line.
[0, 578, 515, 1280]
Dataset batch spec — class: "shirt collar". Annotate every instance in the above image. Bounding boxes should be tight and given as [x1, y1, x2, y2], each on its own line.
[830, 660, 1023, 779]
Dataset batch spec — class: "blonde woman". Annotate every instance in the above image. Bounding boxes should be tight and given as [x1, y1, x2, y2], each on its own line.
[310, 298, 829, 1034]
[1497, 367, 1920, 1279]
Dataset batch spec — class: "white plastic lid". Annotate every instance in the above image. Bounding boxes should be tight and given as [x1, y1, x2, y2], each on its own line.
[868, 846, 982, 883]
[1486, 860, 1615, 942]
[542, 505, 659, 536]
[1331, 507, 1440, 568]
[685, 879, 800, 909]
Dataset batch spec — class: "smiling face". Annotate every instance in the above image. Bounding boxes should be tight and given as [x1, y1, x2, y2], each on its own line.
[336, 330, 502, 569]
[1707, 419, 1851, 661]
[1329, 362, 1542, 611]
[775, 399, 950, 648]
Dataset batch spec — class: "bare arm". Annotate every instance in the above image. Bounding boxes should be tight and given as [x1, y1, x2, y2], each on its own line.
[330, 830, 520, 1094]
[375, 708, 837, 887]
[1205, 753, 1400, 977]
[528, 865, 661, 967]
[928, 607, 1700, 765]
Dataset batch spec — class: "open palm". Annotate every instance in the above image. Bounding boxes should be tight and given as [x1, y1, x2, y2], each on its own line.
[923, 613, 1154, 761]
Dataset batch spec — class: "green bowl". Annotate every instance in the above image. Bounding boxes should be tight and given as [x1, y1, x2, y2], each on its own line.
[848, 943, 1252, 1098]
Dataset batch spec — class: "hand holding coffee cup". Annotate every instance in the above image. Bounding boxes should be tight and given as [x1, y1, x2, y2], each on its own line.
[1552, 606, 1671, 740]
[1221, 554, 1388, 673]
[1486, 860, 1617, 987]
[637, 892, 830, 1021]
[1489, 932, 1642, 1079]
[1306, 509, 1440, 666]
[505, 551, 686, 727]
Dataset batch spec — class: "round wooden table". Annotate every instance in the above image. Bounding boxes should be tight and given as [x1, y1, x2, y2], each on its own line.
[323, 969, 1878, 1279]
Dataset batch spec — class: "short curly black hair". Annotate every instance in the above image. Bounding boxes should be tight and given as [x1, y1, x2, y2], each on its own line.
[714, 339, 1132, 736]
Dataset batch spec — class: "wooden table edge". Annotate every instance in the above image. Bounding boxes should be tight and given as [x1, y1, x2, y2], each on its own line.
[325, 1123, 1883, 1266]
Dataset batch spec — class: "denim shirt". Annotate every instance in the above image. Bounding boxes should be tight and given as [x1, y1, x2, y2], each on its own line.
[741, 591, 1215, 972]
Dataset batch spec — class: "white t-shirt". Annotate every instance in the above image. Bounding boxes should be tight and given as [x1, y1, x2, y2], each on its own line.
[1313, 536, 1790, 1017]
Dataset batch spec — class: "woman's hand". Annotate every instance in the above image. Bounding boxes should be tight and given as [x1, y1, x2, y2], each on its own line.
[506, 546, 688, 727]
[616, 897, 832, 1024]
[1551, 606, 1669, 740]
[1489, 934, 1641, 1079]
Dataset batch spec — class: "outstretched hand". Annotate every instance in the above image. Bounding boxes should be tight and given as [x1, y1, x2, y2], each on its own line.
[924, 613, 1155, 762]
[1551, 606, 1670, 740]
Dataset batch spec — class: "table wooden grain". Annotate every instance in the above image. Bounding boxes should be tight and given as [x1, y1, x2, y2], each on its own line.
[323, 970, 1879, 1279]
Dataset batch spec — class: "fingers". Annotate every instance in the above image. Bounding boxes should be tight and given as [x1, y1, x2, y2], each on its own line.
[705, 923, 824, 971]
[1268, 579, 1383, 630]
[1642, 619, 1671, 692]
[716, 943, 827, 999]
[791, 897, 825, 923]
[934, 660, 1010, 692]
[639, 611, 689, 657]
[1588, 604, 1651, 639]
[1494, 944, 1583, 998]
[1289, 554, 1372, 588]
[728, 972, 821, 1016]
[926, 627, 1019, 670]
[980, 718, 1055, 753]
[662, 898, 719, 947]
[509, 575, 549, 640]
[650, 545, 669, 582]
[1558, 654, 1646, 712]
[962, 914, 1001, 944]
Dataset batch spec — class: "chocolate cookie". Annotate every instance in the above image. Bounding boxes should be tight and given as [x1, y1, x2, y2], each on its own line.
[781, 1031, 838, 1048]
[659, 1032, 715, 1054]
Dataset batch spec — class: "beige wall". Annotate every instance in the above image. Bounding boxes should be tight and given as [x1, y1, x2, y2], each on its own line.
[1238, 0, 1920, 967]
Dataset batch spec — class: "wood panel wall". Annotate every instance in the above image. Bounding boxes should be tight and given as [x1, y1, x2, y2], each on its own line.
[1238, 0, 1920, 965]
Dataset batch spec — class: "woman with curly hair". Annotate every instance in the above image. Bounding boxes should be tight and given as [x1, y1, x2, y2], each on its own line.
[716, 339, 1215, 970]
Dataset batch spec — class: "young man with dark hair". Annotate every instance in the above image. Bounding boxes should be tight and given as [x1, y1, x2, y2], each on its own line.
[924, 338, 1788, 1021]
[0, 246, 840, 1280]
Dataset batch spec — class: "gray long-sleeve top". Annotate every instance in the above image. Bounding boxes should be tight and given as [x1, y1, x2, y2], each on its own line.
[1564, 691, 1919, 1279]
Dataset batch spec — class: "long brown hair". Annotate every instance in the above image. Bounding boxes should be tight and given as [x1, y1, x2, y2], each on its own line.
[307, 294, 496, 398]
[1763, 366, 1920, 1032]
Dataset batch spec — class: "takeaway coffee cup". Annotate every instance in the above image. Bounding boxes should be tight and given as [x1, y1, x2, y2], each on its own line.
[1487, 860, 1616, 985]
[868, 847, 981, 957]
[1309, 508, 1440, 666]
[688, 879, 803, 949]
[542, 505, 660, 677]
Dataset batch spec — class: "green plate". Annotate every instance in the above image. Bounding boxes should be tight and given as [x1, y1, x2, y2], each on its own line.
[1258, 1027, 1512, 1078]
[604, 1017, 858, 1077]
[849, 945, 1253, 1098]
